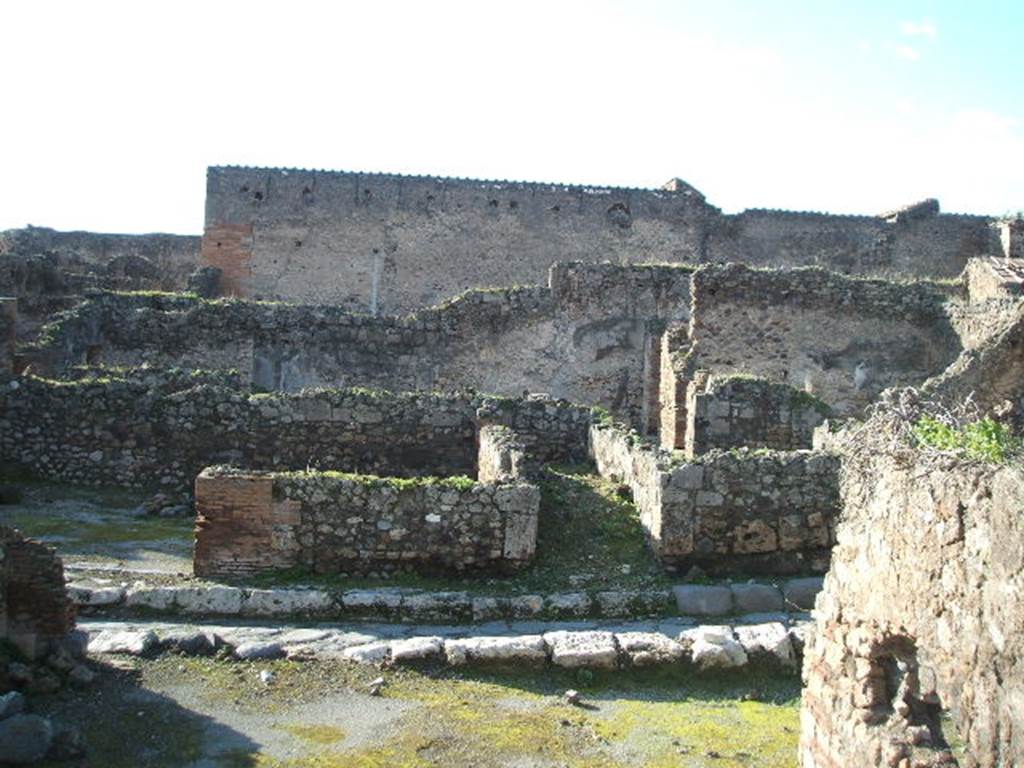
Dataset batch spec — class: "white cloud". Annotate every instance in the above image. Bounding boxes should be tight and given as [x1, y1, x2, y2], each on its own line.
[894, 44, 922, 62]
[901, 20, 938, 39]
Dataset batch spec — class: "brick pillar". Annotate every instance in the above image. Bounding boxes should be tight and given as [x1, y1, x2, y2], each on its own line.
[194, 469, 302, 579]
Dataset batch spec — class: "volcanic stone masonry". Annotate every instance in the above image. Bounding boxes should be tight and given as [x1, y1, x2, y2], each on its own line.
[800, 416, 1024, 768]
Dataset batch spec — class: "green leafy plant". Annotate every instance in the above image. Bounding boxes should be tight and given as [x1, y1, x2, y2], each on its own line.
[912, 415, 1021, 463]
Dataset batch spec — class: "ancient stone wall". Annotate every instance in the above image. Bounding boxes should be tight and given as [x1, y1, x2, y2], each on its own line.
[0, 298, 15, 374]
[589, 422, 839, 574]
[684, 374, 830, 456]
[27, 262, 692, 424]
[662, 265, 962, 437]
[0, 226, 200, 344]
[800, 431, 1024, 767]
[708, 208, 995, 279]
[0, 377, 590, 495]
[193, 467, 540, 579]
[0, 526, 75, 660]
[201, 167, 998, 312]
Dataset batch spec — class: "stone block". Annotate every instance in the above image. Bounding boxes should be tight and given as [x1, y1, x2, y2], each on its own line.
[543, 631, 619, 669]
[615, 632, 684, 666]
[678, 625, 747, 670]
[734, 622, 795, 666]
[783, 577, 823, 610]
[444, 635, 547, 666]
[390, 636, 444, 663]
[672, 585, 733, 616]
[730, 583, 784, 613]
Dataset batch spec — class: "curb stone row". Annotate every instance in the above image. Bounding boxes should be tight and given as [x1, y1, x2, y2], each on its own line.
[81, 616, 809, 672]
[67, 577, 823, 621]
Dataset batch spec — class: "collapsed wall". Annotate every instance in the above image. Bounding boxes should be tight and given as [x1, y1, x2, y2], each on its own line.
[0, 374, 590, 494]
[0, 226, 200, 343]
[660, 265, 963, 448]
[1, 526, 76, 660]
[26, 262, 691, 425]
[800, 419, 1024, 767]
[201, 166, 999, 312]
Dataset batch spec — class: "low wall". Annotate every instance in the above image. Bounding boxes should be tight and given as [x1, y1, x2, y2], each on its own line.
[1, 526, 76, 660]
[685, 374, 830, 456]
[0, 376, 593, 494]
[800, 424, 1024, 767]
[194, 468, 540, 579]
[589, 422, 839, 574]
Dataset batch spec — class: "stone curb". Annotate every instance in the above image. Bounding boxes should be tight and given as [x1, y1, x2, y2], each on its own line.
[81, 617, 810, 673]
[68, 578, 822, 622]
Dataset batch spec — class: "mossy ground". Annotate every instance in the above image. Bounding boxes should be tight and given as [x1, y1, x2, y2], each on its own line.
[33, 656, 800, 768]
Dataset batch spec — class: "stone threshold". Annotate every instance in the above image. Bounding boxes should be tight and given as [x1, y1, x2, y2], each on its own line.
[68, 576, 823, 623]
[81, 615, 809, 672]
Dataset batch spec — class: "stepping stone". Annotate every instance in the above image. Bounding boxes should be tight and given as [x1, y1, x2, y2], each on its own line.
[543, 631, 618, 669]
[615, 632, 685, 666]
[444, 635, 547, 666]
[672, 585, 733, 616]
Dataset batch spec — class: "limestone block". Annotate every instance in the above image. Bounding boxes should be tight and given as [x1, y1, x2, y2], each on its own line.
[783, 577, 823, 610]
[507, 595, 544, 617]
[241, 588, 334, 617]
[544, 592, 594, 617]
[234, 641, 285, 661]
[734, 622, 796, 666]
[679, 625, 747, 670]
[124, 585, 178, 611]
[673, 585, 734, 616]
[471, 596, 508, 622]
[390, 636, 444, 663]
[175, 586, 244, 615]
[730, 583, 784, 613]
[595, 590, 672, 617]
[340, 589, 405, 614]
[401, 592, 472, 621]
[88, 629, 159, 656]
[342, 642, 391, 665]
[67, 584, 125, 606]
[444, 635, 547, 666]
[543, 631, 619, 669]
[615, 631, 685, 666]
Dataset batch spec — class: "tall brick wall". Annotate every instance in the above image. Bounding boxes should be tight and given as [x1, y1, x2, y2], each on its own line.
[199, 221, 253, 297]
[1, 526, 75, 660]
[800, 425, 1024, 767]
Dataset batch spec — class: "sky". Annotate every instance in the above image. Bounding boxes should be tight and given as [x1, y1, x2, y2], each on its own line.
[1, 0, 1021, 234]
